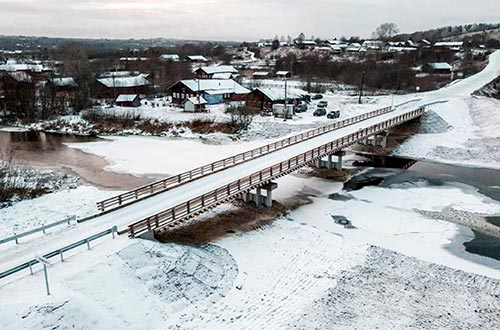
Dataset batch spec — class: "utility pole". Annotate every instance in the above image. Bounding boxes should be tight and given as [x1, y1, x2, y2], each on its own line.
[358, 71, 365, 104]
[197, 78, 201, 112]
[284, 78, 288, 121]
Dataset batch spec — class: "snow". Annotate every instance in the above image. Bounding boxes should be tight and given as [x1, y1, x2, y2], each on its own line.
[185, 96, 207, 105]
[97, 75, 150, 88]
[1, 50, 500, 330]
[428, 62, 453, 70]
[115, 94, 138, 102]
[179, 79, 249, 95]
[0, 173, 498, 329]
[50, 77, 77, 87]
[197, 65, 238, 75]
[252, 86, 307, 101]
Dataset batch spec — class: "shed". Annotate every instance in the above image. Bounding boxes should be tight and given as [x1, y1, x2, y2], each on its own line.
[116, 94, 141, 107]
[275, 71, 291, 78]
[426, 62, 453, 74]
[184, 96, 207, 112]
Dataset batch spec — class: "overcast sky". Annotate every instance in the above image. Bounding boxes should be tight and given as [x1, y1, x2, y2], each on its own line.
[0, 0, 499, 41]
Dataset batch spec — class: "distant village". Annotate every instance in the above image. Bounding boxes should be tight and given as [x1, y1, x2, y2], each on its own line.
[0, 25, 497, 123]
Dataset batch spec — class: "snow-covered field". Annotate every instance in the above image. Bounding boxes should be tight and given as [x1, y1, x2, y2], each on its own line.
[1, 52, 500, 329]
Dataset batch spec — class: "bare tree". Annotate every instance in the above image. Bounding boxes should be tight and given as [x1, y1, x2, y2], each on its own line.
[373, 23, 400, 40]
[57, 42, 91, 111]
[228, 106, 257, 131]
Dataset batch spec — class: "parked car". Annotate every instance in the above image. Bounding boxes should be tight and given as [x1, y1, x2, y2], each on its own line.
[327, 110, 341, 119]
[311, 94, 323, 100]
[313, 108, 327, 116]
[295, 102, 308, 113]
[317, 100, 328, 108]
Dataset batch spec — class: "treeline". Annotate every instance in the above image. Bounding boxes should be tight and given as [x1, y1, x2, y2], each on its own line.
[400, 23, 500, 43]
[276, 54, 415, 91]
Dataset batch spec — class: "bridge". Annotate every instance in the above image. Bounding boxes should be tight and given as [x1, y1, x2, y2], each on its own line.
[0, 102, 430, 279]
[2, 50, 500, 283]
[96, 103, 428, 238]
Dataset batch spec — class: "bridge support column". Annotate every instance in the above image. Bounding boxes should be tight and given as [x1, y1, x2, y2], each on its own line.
[314, 151, 346, 171]
[333, 151, 346, 170]
[242, 182, 278, 208]
[376, 132, 388, 148]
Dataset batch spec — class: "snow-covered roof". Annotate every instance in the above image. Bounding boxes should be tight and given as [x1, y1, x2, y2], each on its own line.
[427, 62, 453, 70]
[387, 46, 417, 52]
[434, 41, 464, 47]
[159, 54, 180, 61]
[116, 94, 139, 102]
[178, 79, 249, 94]
[204, 89, 237, 95]
[100, 71, 139, 78]
[212, 73, 235, 79]
[50, 77, 78, 87]
[0, 63, 49, 72]
[253, 87, 307, 101]
[185, 96, 208, 105]
[97, 75, 150, 88]
[276, 71, 290, 76]
[198, 65, 238, 75]
[253, 71, 270, 76]
[120, 57, 149, 61]
[7, 71, 33, 83]
[188, 55, 208, 62]
[302, 40, 317, 45]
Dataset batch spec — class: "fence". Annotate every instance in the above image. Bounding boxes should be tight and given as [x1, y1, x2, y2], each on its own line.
[97, 106, 394, 212]
[0, 226, 118, 280]
[128, 107, 426, 237]
[0, 216, 76, 245]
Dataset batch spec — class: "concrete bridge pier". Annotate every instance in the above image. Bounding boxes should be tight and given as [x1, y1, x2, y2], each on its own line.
[360, 131, 388, 148]
[242, 182, 278, 208]
[315, 151, 346, 171]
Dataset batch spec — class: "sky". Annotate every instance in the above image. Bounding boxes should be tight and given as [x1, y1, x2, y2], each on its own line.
[0, 0, 499, 41]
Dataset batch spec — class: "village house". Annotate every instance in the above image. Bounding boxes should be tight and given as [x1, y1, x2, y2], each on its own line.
[159, 54, 180, 62]
[0, 71, 36, 117]
[96, 74, 151, 99]
[0, 60, 53, 80]
[194, 65, 238, 79]
[115, 94, 141, 107]
[168, 79, 249, 105]
[245, 87, 306, 112]
[434, 41, 464, 52]
[45, 77, 79, 111]
[252, 71, 271, 79]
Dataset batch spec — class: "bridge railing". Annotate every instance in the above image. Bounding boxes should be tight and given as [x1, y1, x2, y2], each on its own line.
[97, 106, 394, 212]
[0, 216, 76, 245]
[128, 107, 425, 237]
[0, 226, 118, 280]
